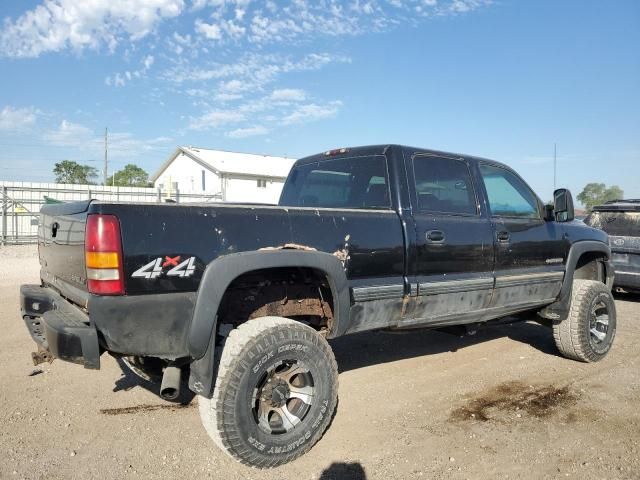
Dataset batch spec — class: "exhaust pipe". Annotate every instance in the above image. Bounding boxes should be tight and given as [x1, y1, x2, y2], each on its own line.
[160, 365, 181, 401]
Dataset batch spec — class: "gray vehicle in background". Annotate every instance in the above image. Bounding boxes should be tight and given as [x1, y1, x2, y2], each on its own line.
[585, 200, 640, 293]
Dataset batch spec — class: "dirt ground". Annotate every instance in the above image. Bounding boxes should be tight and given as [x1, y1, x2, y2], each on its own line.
[1, 245, 639, 480]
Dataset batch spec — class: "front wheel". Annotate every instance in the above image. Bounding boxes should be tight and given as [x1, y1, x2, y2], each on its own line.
[198, 317, 338, 468]
[553, 280, 617, 362]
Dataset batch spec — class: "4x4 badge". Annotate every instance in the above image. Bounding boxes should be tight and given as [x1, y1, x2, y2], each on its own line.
[132, 256, 197, 279]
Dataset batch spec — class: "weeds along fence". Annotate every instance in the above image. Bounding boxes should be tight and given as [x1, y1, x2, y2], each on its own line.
[0, 181, 222, 245]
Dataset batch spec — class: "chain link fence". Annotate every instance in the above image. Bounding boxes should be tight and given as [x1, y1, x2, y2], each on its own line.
[0, 181, 222, 245]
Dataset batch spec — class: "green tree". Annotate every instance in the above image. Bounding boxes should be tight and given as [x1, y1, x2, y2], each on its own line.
[577, 183, 624, 212]
[53, 160, 98, 184]
[107, 164, 149, 187]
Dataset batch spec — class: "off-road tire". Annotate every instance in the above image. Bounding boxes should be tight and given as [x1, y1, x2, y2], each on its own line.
[553, 280, 616, 362]
[198, 317, 338, 468]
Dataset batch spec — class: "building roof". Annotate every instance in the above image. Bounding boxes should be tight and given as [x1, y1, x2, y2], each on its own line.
[151, 146, 296, 182]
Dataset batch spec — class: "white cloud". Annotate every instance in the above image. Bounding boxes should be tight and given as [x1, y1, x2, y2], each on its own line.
[179, 54, 345, 132]
[238, 0, 488, 44]
[449, 0, 480, 13]
[43, 120, 172, 156]
[219, 79, 248, 93]
[225, 125, 269, 138]
[0, 0, 184, 58]
[173, 32, 192, 44]
[43, 120, 94, 147]
[185, 0, 491, 48]
[143, 55, 155, 69]
[107, 132, 173, 155]
[161, 0, 489, 136]
[0, 1, 492, 148]
[189, 95, 342, 134]
[1, 0, 490, 57]
[0, 106, 38, 131]
[166, 31, 195, 54]
[195, 19, 222, 40]
[215, 92, 243, 102]
[188, 110, 245, 130]
[195, 17, 246, 42]
[281, 101, 343, 125]
[164, 52, 350, 87]
[223, 20, 246, 39]
[105, 54, 156, 87]
[269, 89, 306, 102]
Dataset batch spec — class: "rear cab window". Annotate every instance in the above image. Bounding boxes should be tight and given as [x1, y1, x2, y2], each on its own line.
[279, 155, 391, 209]
[585, 210, 640, 237]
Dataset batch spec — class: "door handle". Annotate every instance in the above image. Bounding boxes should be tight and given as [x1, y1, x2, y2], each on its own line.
[497, 231, 510, 242]
[426, 230, 445, 243]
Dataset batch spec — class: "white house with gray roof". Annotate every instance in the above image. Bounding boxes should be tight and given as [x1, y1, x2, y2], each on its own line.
[150, 146, 296, 204]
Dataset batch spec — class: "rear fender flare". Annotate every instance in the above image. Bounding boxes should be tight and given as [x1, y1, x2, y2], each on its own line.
[188, 250, 350, 360]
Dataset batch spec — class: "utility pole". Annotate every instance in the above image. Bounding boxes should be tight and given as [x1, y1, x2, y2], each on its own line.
[553, 143, 557, 191]
[104, 127, 108, 186]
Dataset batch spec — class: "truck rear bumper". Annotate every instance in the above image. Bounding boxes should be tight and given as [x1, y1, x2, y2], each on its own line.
[611, 256, 640, 291]
[20, 285, 100, 369]
[613, 270, 640, 290]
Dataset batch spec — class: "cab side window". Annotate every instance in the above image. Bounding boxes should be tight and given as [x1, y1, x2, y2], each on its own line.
[480, 164, 540, 218]
[412, 155, 477, 215]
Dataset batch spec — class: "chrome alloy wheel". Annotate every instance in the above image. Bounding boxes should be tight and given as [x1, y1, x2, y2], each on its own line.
[252, 360, 315, 435]
[589, 298, 610, 349]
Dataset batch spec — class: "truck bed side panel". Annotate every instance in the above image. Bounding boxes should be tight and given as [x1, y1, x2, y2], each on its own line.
[89, 202, 405, 296]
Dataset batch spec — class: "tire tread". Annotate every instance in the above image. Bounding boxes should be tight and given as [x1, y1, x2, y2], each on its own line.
[552, 279, 615, 362]
[198, 317, 338, 468]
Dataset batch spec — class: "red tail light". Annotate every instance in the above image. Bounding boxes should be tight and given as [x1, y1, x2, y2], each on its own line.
[85, 214, 125, 295]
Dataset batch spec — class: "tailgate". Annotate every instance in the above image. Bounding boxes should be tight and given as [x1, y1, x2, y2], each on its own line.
[609, 235, 640, 273]
[39, 200, 91, 304]
[609, 235, 640, 255]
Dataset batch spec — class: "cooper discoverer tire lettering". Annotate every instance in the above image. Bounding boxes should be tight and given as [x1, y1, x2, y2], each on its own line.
[198, 317, 338, 468]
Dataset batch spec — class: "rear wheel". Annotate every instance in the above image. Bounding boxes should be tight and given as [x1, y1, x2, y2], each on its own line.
[553, 280, 616, 362]
[198, 317, 338, 468]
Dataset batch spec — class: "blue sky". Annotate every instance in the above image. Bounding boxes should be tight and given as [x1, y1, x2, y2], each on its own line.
[0, 0, 638, 203]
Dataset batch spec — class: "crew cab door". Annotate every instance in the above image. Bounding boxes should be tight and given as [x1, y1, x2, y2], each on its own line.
[401, 153, 495, 326]
[478, 163, 567, 309]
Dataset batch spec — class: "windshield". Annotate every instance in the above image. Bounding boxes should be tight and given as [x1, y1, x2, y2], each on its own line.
[584, 211, 640, 237]
[279, 155, 391, 209]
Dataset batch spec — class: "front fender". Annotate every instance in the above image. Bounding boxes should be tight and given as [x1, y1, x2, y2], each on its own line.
[539, 240, 612, 320]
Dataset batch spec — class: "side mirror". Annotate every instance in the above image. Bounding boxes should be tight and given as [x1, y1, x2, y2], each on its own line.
[553, 188, 575, 222]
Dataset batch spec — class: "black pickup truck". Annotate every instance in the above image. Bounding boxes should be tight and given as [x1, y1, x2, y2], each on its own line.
[21, 145, 616, 468]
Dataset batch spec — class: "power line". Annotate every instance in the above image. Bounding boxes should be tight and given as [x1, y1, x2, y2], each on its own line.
[0, 158, 128, 164]
[0, 141, 172, 150]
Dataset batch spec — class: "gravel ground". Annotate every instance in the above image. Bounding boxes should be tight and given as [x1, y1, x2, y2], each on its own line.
[1, 245, 639, 480]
